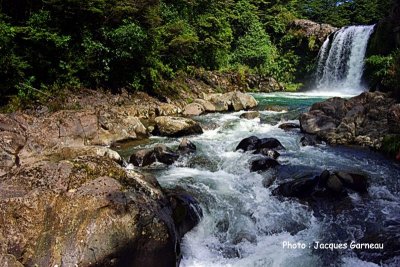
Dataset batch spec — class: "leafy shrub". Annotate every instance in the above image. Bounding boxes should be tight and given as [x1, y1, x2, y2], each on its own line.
[381, 134, 400, 158]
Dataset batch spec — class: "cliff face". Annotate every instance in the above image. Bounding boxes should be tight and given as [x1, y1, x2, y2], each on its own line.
[367, 2, 400, 56]
[286, 19, 337, 88]
[290, 19, 338, 50]
[365, 1, 400, 100]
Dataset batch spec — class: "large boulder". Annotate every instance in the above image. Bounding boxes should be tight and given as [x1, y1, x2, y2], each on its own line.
[167, 190, 203, 238]
[153, 116, 203, 137]
[204, 92, 258, 112]
[57, 146, 122, 164]
[178, 138, 197, 154]
[204, 93, 231, 111]
[300, 110, 337, 134]
[236, 136, 285, 152]
[193, 99, 216, 112]
[299, 92, 397, 149]
[129, 148, 156, 167]
[154, 144, 180, 165]
[0, 109, 149, 175]
[250, 158, 280, 172]
[273, 175, 319, 199]
[231, 92, 258, 111]
[0, 156, 202, 267]
[257, 138, 285, 151]
[183, 103, 205, 116]
[335, 171, 368, 193]
[272, 169, 368, 200]
[129, 144, 181, 167]
[235, 136, 260, 152]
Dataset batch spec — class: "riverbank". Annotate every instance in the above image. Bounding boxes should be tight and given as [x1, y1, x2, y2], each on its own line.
[300, 91, 400, 160]
[1, 88, 400, 266]
[0, 81, 259, 266]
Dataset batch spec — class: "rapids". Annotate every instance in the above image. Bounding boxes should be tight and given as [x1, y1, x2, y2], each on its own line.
[120, 93, 400, 267]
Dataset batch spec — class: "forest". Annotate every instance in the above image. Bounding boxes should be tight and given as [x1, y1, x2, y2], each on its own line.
[0, 0, 397, 108]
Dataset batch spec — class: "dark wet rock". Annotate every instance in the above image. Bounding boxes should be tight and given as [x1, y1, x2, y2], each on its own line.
[335, 171, 368, 193]
[240, 111, 260, 120]
[262, 176, 276, 188]
[130, 144, 180, 167]
[273, 176, 319, 198]
[300, 110, 337, 134]
[178, 138, 197, 154]
[257, 138, 285, 150]
[299, 92, 398, 150]
[279, 122, 300, 131]
[325, 173, 344, 193]
[300, 134, 323, 146]
[129, 148, 156, 167]
[273, 165, 323, 183]
[250, 158, 280, 172]
[273, 169, 368, 201]
[236, 136, 260, 151]
[153, 116, 203, 137]
[255, 148, 280, 159]
[154, 144, 180, 165]
[167, 190, 203, 238]
[236, 136, 285, 153]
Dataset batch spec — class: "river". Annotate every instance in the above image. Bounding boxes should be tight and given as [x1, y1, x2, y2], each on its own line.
[119, 92, 400, 267]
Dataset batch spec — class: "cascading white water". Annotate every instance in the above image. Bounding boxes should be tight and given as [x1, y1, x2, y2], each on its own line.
[314, 25, 375, 94]
[122, 93, 400, 267]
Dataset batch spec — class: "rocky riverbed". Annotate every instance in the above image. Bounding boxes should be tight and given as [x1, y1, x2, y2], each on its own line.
[1, 90, 400, 266]
[118, 92, 399, 266]
[0, 88, 258, 266]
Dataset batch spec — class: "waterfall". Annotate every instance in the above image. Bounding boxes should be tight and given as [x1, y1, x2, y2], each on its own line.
[314, 25, 375, 94]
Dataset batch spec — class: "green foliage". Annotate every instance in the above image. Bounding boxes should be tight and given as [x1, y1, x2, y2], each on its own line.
[365, 50, 400, 98]
[232, 22, 275, 70]
[297, 0, 393, 27]
[0, 17, 29, 104]
[381, 134, 400, 158]
[365, 55, 393, 85]
[0, 0, 397, 106]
